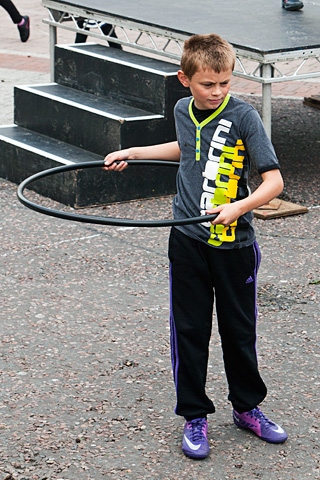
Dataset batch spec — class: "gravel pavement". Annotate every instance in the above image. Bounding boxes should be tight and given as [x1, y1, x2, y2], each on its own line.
[1, 96, 319, 479]
[0, 1, 319, 478]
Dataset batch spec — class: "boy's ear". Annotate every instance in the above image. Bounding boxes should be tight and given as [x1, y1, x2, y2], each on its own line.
[177, 70, 190, 88]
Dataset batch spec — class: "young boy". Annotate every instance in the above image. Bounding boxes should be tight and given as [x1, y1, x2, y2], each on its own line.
[104, 33, 287, 460]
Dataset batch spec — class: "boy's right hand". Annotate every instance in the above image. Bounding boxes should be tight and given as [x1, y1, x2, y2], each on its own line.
[103, 149, 130, 172]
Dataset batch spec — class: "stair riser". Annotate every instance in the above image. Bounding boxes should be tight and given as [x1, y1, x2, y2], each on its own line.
[0, 137, 177, 208]
[54, 45, 188, 114]
[14, 87, 173, 156]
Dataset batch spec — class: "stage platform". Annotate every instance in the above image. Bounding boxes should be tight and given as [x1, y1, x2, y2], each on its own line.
[42, 0, 320, 136]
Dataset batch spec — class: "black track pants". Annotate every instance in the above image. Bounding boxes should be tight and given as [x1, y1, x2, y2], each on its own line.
[0, 0, 22, 24]
[168, 227, 267, 418]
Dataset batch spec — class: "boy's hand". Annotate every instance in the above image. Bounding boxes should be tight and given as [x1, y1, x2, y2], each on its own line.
[103, 150, 130, 172]
[206, 203, 243, 226]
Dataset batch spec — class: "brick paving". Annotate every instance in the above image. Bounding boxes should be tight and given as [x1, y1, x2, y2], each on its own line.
[0, 53, 49, 72]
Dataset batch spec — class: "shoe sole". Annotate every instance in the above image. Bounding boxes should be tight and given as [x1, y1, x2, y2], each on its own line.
[234, 421, 288, 444]
[282, 4, 303, 10]
[182, 449, 209, 460]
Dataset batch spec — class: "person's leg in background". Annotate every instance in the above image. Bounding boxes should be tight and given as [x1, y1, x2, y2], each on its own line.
[0, 0, 30, 42]
[75, 17, 121, 49]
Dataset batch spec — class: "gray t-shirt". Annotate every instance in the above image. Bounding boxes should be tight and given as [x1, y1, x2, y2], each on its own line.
[173, 94, 280, 249]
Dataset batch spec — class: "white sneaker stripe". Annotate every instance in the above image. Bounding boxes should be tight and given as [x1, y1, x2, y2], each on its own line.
[184, 435, 201, 451]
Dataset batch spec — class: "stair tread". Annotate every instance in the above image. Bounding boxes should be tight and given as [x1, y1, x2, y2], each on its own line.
[0, 125, 102, 163]
[64, 43, 179, 74]
[18, 83, 163, 119]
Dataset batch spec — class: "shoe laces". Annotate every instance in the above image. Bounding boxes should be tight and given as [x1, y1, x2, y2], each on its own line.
[249, 408, 273, 429]
[187, 418, 207, 441]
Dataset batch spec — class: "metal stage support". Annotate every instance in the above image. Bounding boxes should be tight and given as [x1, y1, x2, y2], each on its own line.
[42, 0, 320, 138]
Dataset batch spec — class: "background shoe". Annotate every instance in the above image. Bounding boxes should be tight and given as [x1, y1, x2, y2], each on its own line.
[233, 408, 288, 444]
[18, 16, 30, 43]
[182, 418, 210, 459]
[282, 0, 304, 11]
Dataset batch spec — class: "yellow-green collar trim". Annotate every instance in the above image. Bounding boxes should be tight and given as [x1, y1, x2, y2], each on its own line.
[189, 94, 231, 161]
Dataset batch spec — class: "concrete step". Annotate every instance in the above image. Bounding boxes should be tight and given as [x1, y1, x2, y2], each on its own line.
[0, 125, 176, 207]
[54, 43, 187, 115]
[0, 44, 184, 207]
[14, 83, 171, 156]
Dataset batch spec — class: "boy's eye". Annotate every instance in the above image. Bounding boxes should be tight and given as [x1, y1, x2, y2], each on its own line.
[202, 82, 229, 87]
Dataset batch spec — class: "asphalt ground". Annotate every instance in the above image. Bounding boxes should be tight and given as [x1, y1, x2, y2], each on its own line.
[0, 1, 319, 479]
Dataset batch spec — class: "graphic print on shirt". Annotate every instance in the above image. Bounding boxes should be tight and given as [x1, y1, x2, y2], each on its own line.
[200, 118, 245, 246]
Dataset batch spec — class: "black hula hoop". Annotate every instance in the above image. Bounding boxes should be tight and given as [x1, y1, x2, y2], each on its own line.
[17, 160, 218, 227]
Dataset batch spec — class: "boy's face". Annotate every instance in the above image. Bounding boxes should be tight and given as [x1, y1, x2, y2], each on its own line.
[178, 68, 232, 110]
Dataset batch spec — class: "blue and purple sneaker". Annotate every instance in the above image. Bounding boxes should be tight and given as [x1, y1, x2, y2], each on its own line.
[182, 417, 210, 459]
[233, 407, 288, 443]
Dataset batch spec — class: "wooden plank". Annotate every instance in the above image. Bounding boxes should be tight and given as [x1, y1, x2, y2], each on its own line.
[303, 95, 320, 110]
[253, 198, 308, 220]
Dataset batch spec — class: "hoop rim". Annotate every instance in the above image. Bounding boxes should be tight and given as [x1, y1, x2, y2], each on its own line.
[17, 160, 218, 227]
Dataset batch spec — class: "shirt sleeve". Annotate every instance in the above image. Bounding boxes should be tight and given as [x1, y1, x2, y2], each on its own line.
[240, 107, 280, 174]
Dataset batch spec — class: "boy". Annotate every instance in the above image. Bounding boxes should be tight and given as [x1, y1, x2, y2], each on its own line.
[104, 33, 287, 460]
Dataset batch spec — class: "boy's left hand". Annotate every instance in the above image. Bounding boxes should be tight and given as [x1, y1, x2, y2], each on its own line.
[206, 203, 243, 226]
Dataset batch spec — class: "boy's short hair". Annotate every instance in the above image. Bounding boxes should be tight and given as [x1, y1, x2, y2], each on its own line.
[180, 33, 236, 78]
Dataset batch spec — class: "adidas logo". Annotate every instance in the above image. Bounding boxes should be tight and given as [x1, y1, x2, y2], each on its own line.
[245, 276, 253, 284]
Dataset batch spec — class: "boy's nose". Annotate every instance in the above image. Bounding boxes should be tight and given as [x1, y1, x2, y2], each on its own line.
[211, 85, 221, 95]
